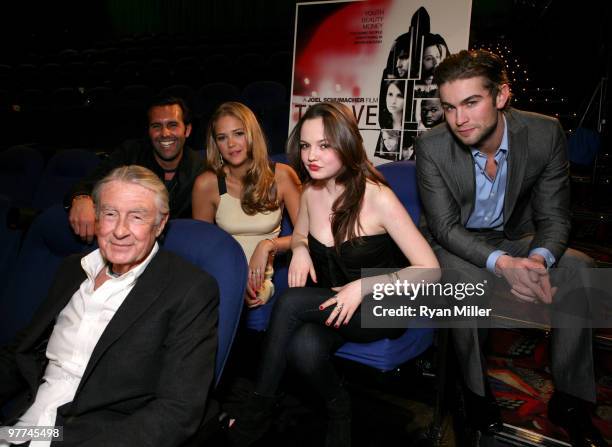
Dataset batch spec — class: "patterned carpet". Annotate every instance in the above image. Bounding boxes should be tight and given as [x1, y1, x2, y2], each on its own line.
[486, 328, 612, 443]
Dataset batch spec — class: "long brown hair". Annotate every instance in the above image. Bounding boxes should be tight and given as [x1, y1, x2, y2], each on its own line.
[206, 102, 278, 215]
[287, 102, 388, 250]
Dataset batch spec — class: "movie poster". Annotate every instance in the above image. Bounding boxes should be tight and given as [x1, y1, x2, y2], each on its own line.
[290, 0, 472, 164]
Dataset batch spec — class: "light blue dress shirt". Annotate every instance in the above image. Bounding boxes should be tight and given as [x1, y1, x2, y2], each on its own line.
[465, 117, 556, 272]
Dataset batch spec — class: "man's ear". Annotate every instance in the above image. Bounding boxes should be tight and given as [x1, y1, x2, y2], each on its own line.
[496, 84, 510, 110]
[185, 123, 192, 138]
[156, 213, 169, 237]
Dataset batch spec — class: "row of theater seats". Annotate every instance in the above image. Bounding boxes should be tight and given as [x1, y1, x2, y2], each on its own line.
[8, 33, 289, 61]
[2, 35, 291, 76]
[1, 44, 292, 91]
[0, 159, 442, 395]
[0, 145, 102, 321]
[2, 81, 288, 121]
[2, 80, 290, 153]
[0, 52, 292, 103]
[0, 145, 100, 211]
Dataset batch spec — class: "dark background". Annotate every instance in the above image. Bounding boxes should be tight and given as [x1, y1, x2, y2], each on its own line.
[1, 0, 608, 134]
[1, 0, 610, 256]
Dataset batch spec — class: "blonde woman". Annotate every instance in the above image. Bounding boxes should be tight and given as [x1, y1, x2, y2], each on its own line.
[192, 102, 300, 307]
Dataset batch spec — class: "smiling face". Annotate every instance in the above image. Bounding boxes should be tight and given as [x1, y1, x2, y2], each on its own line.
[214, 114, 250, 167]
[96, 180, 167, 275]
[439, 76, 509, 153]
[299, 117, 343, 181]
[386, 82, 404, 115]
[148, 104, 192, 170]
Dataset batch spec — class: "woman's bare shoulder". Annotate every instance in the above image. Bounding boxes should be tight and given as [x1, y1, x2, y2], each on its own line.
[364, 180, 400, 210]
[274, 162, 299, 183]
[194, 170, 219, 193]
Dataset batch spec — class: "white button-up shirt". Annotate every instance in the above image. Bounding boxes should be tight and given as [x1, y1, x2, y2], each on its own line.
[4, 243, 159, 447]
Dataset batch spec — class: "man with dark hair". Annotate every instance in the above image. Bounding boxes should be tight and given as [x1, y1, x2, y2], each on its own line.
[383, 33, 413, 79]
[66, 96, 205, 242]
[1, 166, 218, 447]
[416, 50, 605, 445]
[394, 47, 410, 79]
[433, 48, 511, 102]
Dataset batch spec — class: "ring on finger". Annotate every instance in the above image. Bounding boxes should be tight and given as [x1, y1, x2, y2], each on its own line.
[335, 303, 344, 312]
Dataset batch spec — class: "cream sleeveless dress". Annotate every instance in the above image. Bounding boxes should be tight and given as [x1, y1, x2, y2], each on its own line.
[215, 174, 281, 304]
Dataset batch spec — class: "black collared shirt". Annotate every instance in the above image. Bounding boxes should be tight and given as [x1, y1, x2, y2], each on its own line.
[65, 139, 205, 218]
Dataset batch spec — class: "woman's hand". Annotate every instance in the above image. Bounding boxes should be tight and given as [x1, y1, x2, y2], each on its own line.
[288, 245, 317, 287]
[248, 240, 274, 298]
[244, 288, 264, 308]
[319, 280, 363, 328]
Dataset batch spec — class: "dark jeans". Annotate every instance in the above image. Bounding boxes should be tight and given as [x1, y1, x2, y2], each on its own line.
[255, 287, 404, 399]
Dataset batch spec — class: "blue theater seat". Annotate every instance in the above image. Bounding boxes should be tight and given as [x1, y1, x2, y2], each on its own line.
[0, 145, 45, 208]
[334, 327, 434, 371]
[378, 159, 421, 222]
[195, 82, 241, 119]
[0, 194, 21, 301]
[242, 81, 287, 110]
[32, 149, 101, 210]
[0, 205, 93, 345]
[159, 84, 196, 107]
[334, 160, 432, 370]
[162, 219, 248, 384]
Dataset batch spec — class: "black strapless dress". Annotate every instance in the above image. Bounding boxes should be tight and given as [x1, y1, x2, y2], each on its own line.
[307, 233, 408, 288]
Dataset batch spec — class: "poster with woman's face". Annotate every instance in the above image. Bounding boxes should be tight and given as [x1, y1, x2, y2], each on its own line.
[291, 0, 471, 164]
[380, 80, 406, 130]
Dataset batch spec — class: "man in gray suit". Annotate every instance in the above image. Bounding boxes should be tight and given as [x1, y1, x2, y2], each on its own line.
[416, 50, 605, 446]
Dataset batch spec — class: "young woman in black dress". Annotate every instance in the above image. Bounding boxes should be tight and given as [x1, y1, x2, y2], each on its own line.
[229, 102, 439, 447]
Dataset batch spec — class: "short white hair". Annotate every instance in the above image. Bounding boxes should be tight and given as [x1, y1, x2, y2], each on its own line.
[92, 165, 169, 223]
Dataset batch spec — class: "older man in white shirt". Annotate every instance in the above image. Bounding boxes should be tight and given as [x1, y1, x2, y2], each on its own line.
[0, 165, 219, 447]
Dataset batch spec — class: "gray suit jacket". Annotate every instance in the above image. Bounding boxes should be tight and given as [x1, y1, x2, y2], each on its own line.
[0, 250, 219, 447]
[416, 108, 570, 268]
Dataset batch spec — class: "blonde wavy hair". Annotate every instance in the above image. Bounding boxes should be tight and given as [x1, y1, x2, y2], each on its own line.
[206, 102, 279, 215]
